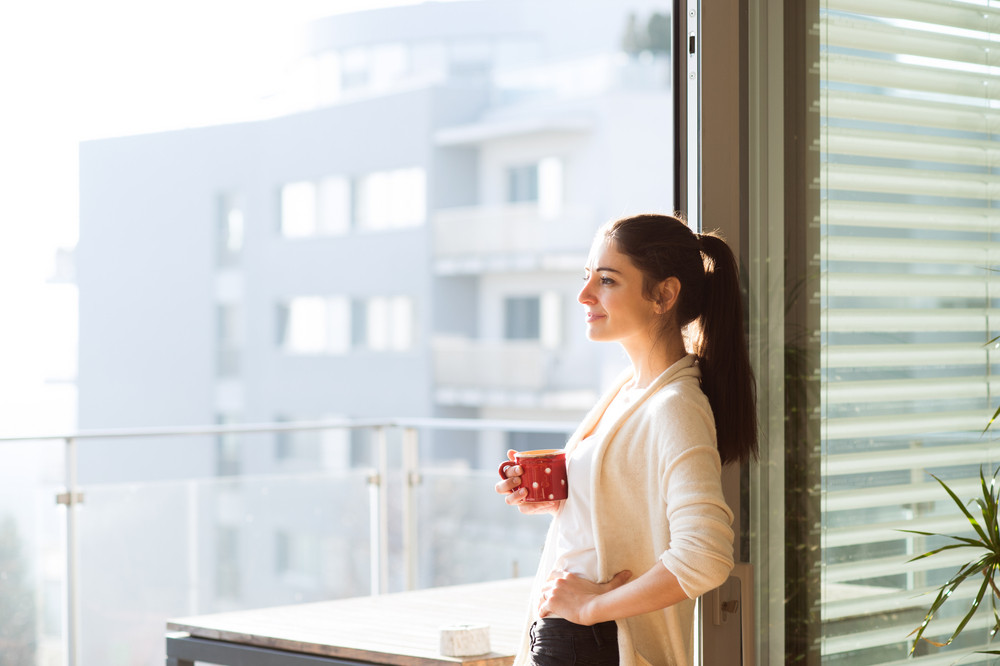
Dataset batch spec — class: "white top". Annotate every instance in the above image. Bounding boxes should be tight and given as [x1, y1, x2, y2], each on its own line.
[515, 355, 735, 666]
[549, 383, 645, 580]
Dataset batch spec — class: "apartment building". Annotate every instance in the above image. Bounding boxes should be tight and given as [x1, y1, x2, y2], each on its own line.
[77, 0, 673, 483]
[73, 1, 672, 660]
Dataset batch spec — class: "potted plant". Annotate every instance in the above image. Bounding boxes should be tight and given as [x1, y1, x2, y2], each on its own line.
[902, 464, 1000, 656]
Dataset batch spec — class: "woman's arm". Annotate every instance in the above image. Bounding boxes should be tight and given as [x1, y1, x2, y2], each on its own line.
[539, 562, 689, 626]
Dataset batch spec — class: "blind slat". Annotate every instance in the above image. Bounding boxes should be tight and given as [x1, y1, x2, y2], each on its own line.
[822, 91, 999, 133]
[825, 343, 989, 367]
[824, 163, 999, 199]
[825, 274, 993, 298]
[824, 200, 993, 233]
[823, 13, 996, 62]
[824, 127, 996, 167]
[826, 309, 1000, 332]
[825, 409, 989, 439]
[823, 235, 1000, 264]
[826, 54, 1000, 100]
[825, 443, 1000, 473]
[828, 0, 1000, 34]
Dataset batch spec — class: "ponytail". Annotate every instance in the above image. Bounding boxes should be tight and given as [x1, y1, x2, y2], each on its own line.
[602, 215, 759, 465]
[694, 232, 759, 465]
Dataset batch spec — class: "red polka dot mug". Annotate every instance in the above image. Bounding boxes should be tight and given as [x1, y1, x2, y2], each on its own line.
[498, 449, 568, 502]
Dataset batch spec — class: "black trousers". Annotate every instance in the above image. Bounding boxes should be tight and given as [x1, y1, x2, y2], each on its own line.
[527, 617, 620, 666]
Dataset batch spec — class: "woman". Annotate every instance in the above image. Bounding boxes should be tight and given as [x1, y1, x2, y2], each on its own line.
[495, 213, 758, 666]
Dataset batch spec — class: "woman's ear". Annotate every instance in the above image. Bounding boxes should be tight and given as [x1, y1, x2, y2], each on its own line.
[655, 277, 681, 314]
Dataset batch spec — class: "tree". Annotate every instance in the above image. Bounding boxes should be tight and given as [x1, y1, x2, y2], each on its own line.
[0, 514, 36, 665]
[621, 13, 646, 57]
[647, 12, 670, 55]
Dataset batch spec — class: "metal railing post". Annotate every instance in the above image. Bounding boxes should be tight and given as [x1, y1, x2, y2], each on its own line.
[367, 426, 389, 595]
[402, 428, 420, 591]
[60, 436, 82, 666]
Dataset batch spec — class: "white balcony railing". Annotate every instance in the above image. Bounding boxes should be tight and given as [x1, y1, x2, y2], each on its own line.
[431, 337, 601, 409]
[0, 417, 575, 666]
[431, 202, 597, 272]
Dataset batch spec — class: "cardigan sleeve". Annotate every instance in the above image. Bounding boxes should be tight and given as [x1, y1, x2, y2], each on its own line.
[655, 394, 735, 599]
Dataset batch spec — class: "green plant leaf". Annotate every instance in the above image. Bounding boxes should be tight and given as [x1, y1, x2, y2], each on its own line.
[906, 540, 985, 562]
[948, 574, 992, 648]
[908, 559, 988, 653]
[979, 467, 1000, 547]
[904, 465, 1000, 655]
[984, 403, 1000, 433]
[932, 474, 992, 545]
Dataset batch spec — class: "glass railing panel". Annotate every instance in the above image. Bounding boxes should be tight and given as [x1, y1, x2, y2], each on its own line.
[0, 439, 66, 666]
[413, 468, 551, 589]
[77, 470, 370, 666]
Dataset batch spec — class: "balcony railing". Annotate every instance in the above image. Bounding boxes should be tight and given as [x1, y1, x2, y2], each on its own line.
[431, 202, 597, 273]
[0, 417, 576, 666]
[432, 337, 600, 409]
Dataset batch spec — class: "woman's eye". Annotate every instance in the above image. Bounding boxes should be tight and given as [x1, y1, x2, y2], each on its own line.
[600, 276, 614, 285]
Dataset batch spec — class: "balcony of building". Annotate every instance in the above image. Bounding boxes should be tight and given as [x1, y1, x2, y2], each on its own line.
[431, 337, 598, 410]
[0, 418, 577, 666]
[431, 203, 597, 275]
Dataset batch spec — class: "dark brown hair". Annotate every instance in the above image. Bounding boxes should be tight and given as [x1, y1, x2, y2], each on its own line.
[602, 213, 759, 465]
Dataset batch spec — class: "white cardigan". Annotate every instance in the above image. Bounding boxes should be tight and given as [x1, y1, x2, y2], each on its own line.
[514, 354, 735, 666]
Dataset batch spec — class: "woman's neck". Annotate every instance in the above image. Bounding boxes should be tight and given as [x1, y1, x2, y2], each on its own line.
[622, 331, 688, 389]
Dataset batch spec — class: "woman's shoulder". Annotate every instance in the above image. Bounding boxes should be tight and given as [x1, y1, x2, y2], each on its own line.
[633, 377, 716, 445]
[644, 372, 710, 413]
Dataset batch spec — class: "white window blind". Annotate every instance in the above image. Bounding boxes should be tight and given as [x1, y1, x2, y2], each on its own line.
[820, 1, 1000, 662]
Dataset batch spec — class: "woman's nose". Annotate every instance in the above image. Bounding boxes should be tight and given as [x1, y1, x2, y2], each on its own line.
[578, 281, 594, 305]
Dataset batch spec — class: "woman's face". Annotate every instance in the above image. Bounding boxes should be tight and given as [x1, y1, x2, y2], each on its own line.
[577, 238, 661, 346]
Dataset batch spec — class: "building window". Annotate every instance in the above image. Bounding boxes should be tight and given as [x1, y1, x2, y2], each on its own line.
[353, 296, 415, 351]
[506, 158, 563, 217]
[217, 192, 244, 266]
[280, 181, 316, 237]
[276, 296, 351, 354]
[354, 168, 426, 231]
[503, 293, 561, 347]
[277, 296, 413, 353]
[280, 176, 351, 237]
[215, 413, 241, 476]
[216, 304, 242, 378]
[504, 296, 541, 340]
[507, 164, 539, 203]
[537, 157, 564, 219]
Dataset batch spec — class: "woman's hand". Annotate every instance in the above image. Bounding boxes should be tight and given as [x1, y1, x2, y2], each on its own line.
[538, 570, 633, 625]
[495, 449, 562, 515]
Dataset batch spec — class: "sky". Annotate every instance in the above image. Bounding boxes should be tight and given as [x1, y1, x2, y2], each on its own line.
[0, 0, 434, 437]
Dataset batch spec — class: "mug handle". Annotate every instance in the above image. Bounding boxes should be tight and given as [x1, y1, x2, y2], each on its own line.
[498, 460, 517, 481]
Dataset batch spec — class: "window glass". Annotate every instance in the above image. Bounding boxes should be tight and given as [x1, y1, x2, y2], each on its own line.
[318, 176, 351, 235]
[217, 192, 244, 265]
[507, 164, 539, 203]
[216, 304, 242, 377]
[504, 296, 541, 340]
[356, 168, 426, 230]
[537, 157, 563, 219]
[280, 181, 316, 237]
[278, 296, 350, 354]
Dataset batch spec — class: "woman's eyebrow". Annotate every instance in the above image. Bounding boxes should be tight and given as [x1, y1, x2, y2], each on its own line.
[594, 266, 623, 273]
